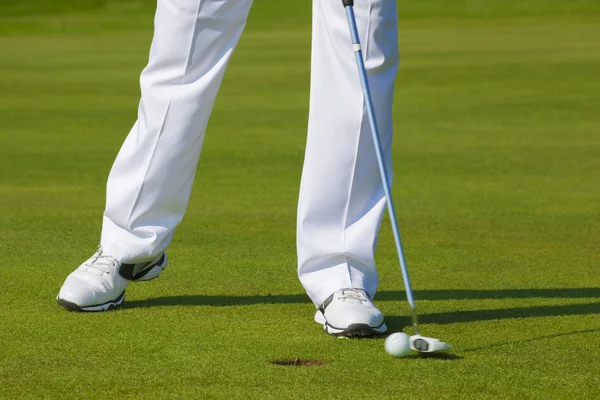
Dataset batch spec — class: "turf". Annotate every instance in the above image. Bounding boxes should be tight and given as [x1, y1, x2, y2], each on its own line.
[1, 1, 600, 399]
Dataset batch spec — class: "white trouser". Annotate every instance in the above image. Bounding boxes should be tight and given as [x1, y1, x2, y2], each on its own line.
[101, 0, 399, 307]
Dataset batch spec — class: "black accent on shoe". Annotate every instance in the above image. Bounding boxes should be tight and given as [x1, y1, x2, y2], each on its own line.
[119, 254, 165, 281]
[326, 323, 384, 338]
[320, 292, 335, 311]
[132, 253, 166, 281]
[56, 292, 125, 312]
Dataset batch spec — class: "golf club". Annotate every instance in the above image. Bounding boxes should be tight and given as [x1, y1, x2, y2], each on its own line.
[341, 0, 451, 353]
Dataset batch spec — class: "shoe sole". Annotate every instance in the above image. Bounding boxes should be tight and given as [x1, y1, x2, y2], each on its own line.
[56, 291, 125, 312]
[315, 309, 387, 338]
[325, 322, 388, 338]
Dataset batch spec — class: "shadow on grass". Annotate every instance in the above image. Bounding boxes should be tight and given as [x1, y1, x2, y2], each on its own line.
[405, 353, 464, 361]
[384, 302, 600, 331]
[376, 288, 600, 301]
[123, 289, 600, 326]
[123, 293, 311, 308]
[462, 328, 600, 352]
[123, 288, 600, 308]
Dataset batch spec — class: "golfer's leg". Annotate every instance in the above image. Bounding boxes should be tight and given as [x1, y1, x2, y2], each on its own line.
[101, 0, 254, 263]
[298, 0, 399, 306]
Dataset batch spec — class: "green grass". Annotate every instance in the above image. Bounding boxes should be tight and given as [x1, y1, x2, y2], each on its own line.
[1, 2, 600, 399]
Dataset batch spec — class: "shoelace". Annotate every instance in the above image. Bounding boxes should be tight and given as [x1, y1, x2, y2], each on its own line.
[85, 249, 118, 276]
[338, 289, 368, 303]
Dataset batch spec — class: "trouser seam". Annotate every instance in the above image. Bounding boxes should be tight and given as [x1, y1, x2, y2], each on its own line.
[124, 0, 206, 225]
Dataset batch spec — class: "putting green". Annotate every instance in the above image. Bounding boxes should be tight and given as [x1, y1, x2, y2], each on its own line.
[1, 1, 599, 399]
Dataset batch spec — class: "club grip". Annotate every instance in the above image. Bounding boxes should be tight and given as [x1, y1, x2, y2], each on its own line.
[342, 0, 354, 7]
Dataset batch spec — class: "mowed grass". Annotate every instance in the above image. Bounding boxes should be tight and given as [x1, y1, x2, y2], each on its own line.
[1, 2, 600, 399]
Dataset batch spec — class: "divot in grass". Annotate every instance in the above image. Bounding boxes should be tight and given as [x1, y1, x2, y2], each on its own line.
[269, 358, 327, 367]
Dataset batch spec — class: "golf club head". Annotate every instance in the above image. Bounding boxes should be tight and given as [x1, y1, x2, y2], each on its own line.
[410, 335, 452, 353]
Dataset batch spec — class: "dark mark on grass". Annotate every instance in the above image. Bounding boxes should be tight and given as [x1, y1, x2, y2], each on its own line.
[396, 353, 463, 361]
[270, 358, 327, 367]
[417, 353, 463, 360]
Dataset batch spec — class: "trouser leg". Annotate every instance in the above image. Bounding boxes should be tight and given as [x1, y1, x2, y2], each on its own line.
[298, 0, 399, 306]
[101, 0, 254, 263]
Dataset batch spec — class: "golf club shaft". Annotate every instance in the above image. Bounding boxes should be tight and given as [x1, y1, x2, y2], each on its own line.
[342, 1, 420, 336]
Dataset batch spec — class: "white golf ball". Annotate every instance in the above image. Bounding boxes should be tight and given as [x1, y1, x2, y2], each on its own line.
[384, 332, 411, 357]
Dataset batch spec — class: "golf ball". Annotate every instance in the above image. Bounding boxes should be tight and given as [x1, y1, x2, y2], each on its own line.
[384, 332, 411, 357]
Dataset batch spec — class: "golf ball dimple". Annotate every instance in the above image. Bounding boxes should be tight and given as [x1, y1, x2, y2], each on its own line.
[384, 332, 411, 357]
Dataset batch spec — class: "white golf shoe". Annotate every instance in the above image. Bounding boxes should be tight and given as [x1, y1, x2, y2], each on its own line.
[315, 288, 387, 338]
[57, 247, 168, 312]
